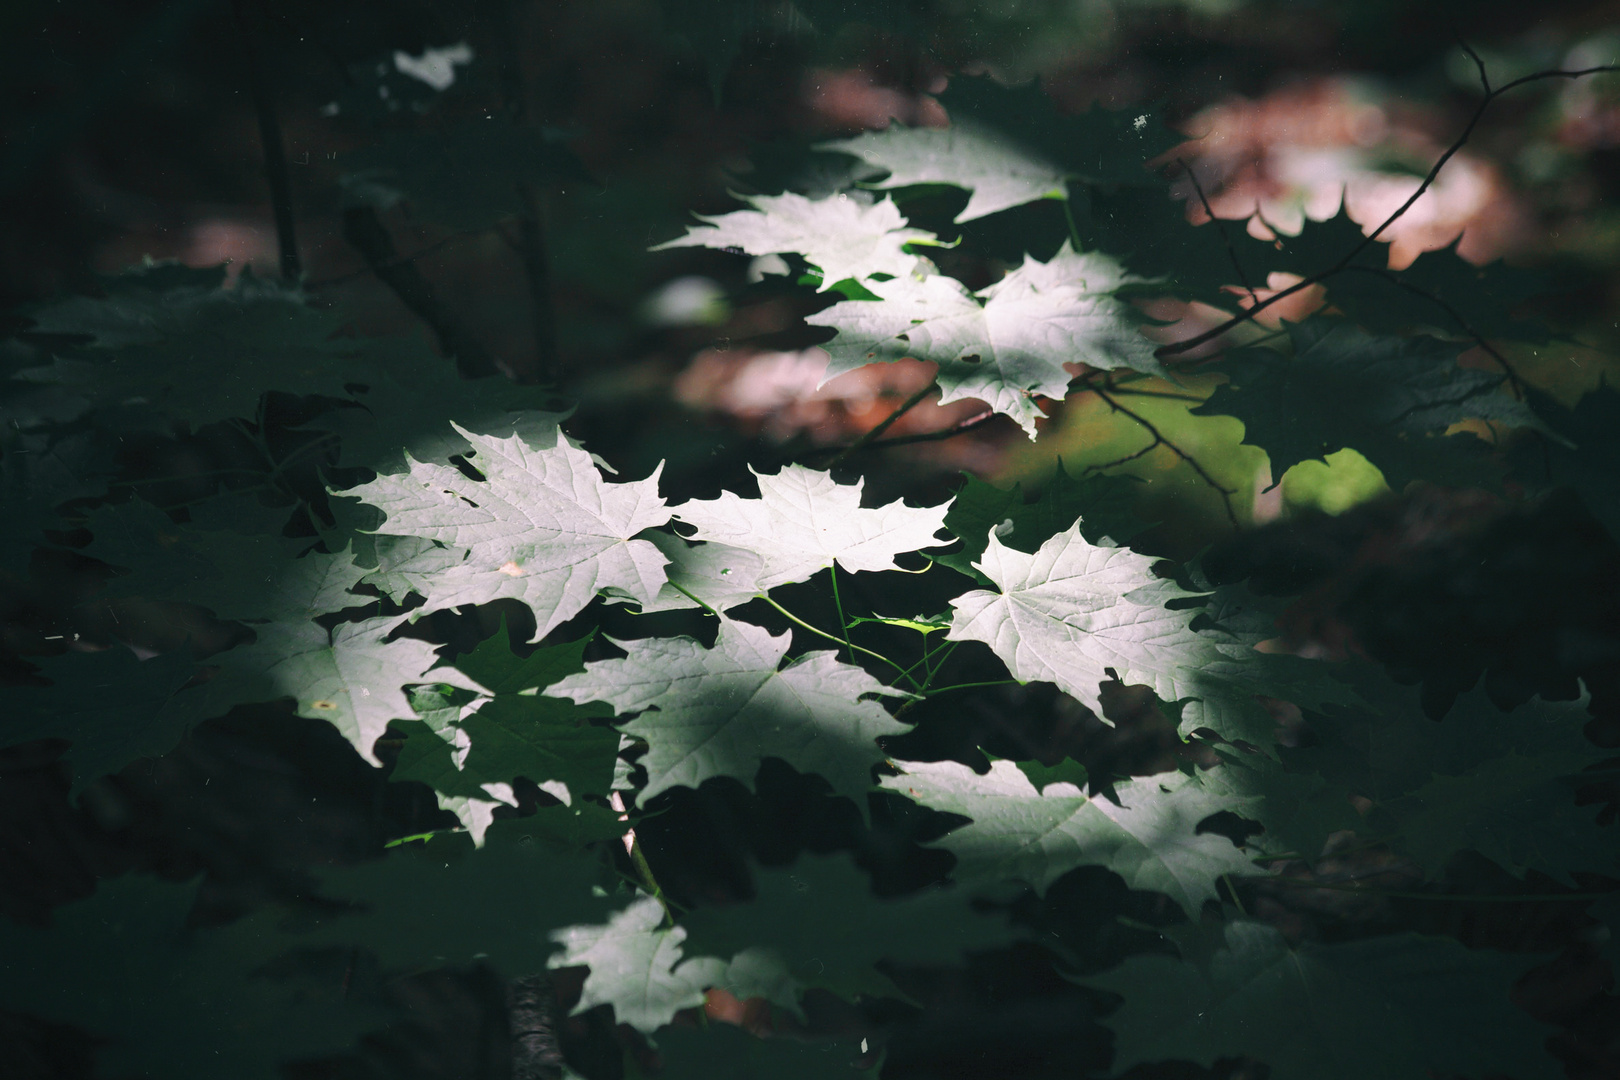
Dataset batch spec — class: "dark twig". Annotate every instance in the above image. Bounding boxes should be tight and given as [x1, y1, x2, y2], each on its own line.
[342, 205, 499, 378]
[822, 382, 938, 468]
[235, 0, 301, 280]
[1178, 157, 1259, 305]
[1087, 379, 1240, 528]
[1157, 63, 1620, 361]
[1340, 265, 1529, 397]
[801, 406, 998, 463]
[1454, 33, 1492, 95]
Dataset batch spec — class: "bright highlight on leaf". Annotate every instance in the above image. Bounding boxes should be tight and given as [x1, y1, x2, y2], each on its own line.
[671, 464, 951, 592]
[348, 425, 671, 638]
[652, 190, 933, 290]
[880, 758, 1253, 916]
[809, 243, 1161, 436]
[821, 120, 1069, 222]
[550, 895, 725, 1032]
[551, 618, 909, 808]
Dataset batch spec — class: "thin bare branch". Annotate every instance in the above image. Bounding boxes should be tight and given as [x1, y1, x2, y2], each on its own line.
[1157, 63, 1620, 361]
[1087, 380, 1240, 528]
[1178, 157, 1259, 305]
[821, 382, 938, 468]
[1340, 264, 1528, 397]
[1454, 33, 1492, 94]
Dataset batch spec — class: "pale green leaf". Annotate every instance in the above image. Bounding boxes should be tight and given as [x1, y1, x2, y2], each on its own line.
[671, 465, 950, 591]
[550, 895, 725, 1032]
[808, 245, 1161, 437]
[820, 120, 1067, 222]
[652, 191, 933, 290]
[880, 759, 1252, 916]
[202, 615, 453, 766]
[550, 618, 909, 808]
[631, 531, 766, 614]
[348, 425, 671, 637]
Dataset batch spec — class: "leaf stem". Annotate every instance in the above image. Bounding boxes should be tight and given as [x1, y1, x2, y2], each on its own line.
[1156, 62, 1620, 361]
[758, 595, 917, 687]
[828, 564, 855, 663]
[1061, 195, 1083, 251]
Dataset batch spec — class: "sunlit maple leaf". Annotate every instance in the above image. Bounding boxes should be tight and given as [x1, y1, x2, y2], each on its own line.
[652, 190, 933, 290]
[550, 618, 909, 808]
[348, 425, 671, 637]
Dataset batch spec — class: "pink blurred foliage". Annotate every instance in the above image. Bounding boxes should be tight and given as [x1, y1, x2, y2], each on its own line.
[1168, 78, 1531, 268]
[673, 347, 1002, 471]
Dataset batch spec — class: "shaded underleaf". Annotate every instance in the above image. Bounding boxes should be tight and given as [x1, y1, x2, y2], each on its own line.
[880, 759, 1252, 917]
[680, 853, 1018, 1007]
[291, 828, 612, 976]
[1086, 920, 1559, 1080]
[348, 425, 671, 637]
[83, 499, 367, 622]
[203, 615, 457, 767]
[454, 621, 598, 697]
[936, 463, 1146, 582]
[299, 341, 570, 474]
[631, 531, 767, 614]
[550, 895, 724, 1032]
[550, 618, 909, 809]
[1324, 240, 1550, 343]
[1294, 674, 1616, 883]
[0, 875, 383, 1080]
[1513, 380, 1620, 542]
[671, 465, 950, 591]
[16, 270, 385, 430]
[1194, 319, 1542, 491]
[653, 190, 932, 290]
[6, 646, 207, 796]
[809, 244, 1160, 437]
[1192, 746, 1362, 863]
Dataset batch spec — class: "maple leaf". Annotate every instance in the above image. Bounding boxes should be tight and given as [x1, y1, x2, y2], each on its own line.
[1194, 319, 1545, 490]
[1513, 380, 1620, 542]
[671, 465, 950, 591]
[83, 499, 368, 622]
[0, 875, 384, 1080]
[630, 532, 767, 614]
[879, 759, 1253, 917]
[679, 853, 1019, 1008]
[550, 618, 909, 808]
[201, 615, 459, 766]
[348, 425, 671, 637]
[1085, 920, 1559, 1080]
[947, 523, 1328, 742]
[808, 245, 1161, 437]
[936, 464, 1147, 583]
[1295, 674, 1617, 882]
[7, 646, 209, 796]
[652, 190, 933, 290]
[298, 340, 570, 474]
[820, 120, 1068, 223]
[549, 895, 725, 1032]
[15, 269, 385, 429]
[289, 828, 612, 976]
